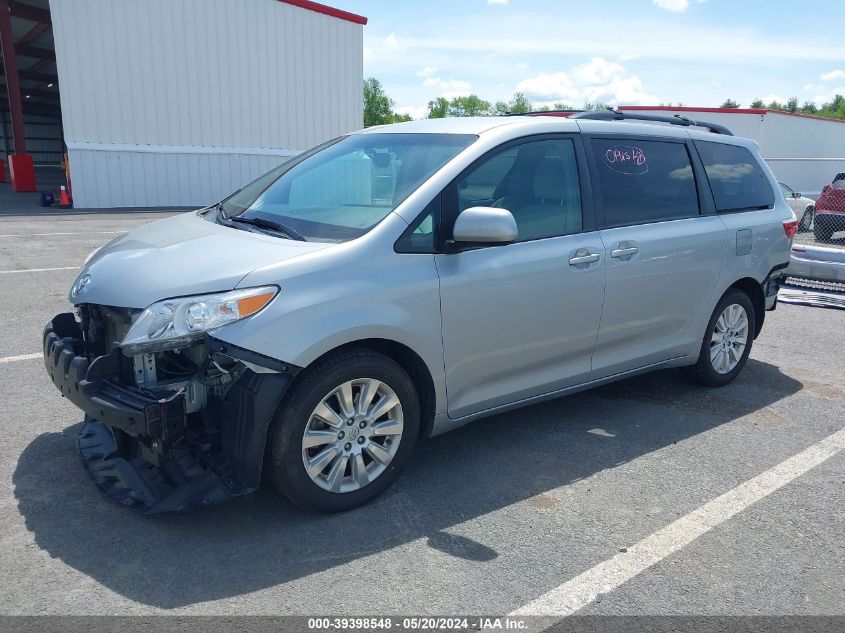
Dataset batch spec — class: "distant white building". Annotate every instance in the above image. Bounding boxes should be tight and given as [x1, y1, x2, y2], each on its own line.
[47, 0, 366, 208]
[620, 106, 845, 198]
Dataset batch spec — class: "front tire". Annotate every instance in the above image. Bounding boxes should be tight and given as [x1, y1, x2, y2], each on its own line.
[683, 289, 755, 387]
[267, 349, 420, 512]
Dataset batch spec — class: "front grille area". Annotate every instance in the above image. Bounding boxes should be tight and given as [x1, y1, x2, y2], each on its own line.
[78, 304, 137, 354]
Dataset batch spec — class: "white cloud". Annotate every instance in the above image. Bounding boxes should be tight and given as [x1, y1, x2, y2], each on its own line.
[515, 57, 658, 106]
[416, 66, 438, 78]
[572, 57, 625, 84]
[395, 104, 429, 120]
[516, 72, 574, 101]
[382, 33, 402, 49]
[821, 69, 845, 82]
[422, 77, 472, 96]
[364, 32, 407, 63]
[760, 93, 787, 104]
[652, 0, 690, 12]
[487, 0, 508, 4]
[391, 21, 845, 64]
[809, 86, 845, 105]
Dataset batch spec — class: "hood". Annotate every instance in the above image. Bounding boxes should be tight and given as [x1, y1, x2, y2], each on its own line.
[70, 211, 332, 308]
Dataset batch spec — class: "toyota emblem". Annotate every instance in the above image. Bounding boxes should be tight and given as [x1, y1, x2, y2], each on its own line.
[72, 273, 92, 297]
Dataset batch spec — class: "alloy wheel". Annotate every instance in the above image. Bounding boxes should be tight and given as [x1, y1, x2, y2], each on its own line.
[301, 378, 404, 493]
[710, 303, 749, 375]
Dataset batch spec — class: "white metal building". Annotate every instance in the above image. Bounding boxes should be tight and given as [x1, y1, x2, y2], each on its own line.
[44, 0, 365, 208]
[620, 106, 845, 198]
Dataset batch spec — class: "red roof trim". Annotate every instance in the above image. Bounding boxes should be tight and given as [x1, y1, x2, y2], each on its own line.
[620, 105, 845, 124]
[279, 0, 367, 25]
[619, 105, 768, 115]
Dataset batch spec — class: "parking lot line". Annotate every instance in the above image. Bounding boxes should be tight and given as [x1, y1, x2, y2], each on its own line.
[510, 425, 845, 618]
[0, 231, 123, 237]
[0, 266, 79, 274]
[0, 353, 42, 364]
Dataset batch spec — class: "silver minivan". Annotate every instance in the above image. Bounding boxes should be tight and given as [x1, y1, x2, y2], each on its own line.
[44, 112, 795, 513]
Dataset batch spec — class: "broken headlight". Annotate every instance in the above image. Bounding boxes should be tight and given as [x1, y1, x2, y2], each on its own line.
[120, 286, 277, 355]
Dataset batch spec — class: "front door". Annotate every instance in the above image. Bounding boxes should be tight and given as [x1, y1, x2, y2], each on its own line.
[435, 136, 606, 418]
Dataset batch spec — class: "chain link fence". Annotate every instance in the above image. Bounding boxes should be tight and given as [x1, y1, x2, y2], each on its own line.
[792, 175, 845, 249]
[780, 174, 845, 307]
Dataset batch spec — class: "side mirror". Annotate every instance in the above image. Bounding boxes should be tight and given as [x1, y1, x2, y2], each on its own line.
[451, 206, 518, 246]
[793, 192, 803, 199]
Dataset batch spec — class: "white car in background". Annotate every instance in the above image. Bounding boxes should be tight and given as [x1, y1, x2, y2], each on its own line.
[779, 181, 815, 231]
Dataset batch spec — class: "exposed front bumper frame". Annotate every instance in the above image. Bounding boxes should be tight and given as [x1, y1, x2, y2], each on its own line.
[43, 312, 298, 514]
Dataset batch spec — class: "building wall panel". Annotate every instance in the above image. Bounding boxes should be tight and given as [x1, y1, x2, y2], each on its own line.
[50, 0, 363, 207]
[625, 109, 845, 198]
[758, 113, 845, 196]
[67, 147, 298, 208]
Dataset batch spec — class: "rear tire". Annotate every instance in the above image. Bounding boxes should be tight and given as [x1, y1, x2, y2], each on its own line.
[683, 289, 755, 387]
[814, 222, 832, 242]
[267, 349, 420, 513]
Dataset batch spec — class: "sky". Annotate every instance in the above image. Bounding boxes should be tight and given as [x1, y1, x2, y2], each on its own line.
[326, 0, 845, 118]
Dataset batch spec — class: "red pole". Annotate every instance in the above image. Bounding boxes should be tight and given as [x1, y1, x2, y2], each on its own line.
[0, 0, 37, 191]
[0, 0, 26, 155]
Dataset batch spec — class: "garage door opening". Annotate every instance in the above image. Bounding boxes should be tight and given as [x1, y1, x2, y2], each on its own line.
[0, 0, 67, 198]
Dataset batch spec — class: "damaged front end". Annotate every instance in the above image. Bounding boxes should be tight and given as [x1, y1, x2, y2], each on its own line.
[43, 305, 299, 514]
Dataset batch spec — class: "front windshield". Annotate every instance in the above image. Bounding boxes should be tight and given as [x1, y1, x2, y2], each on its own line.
[218, 133, 477, 242]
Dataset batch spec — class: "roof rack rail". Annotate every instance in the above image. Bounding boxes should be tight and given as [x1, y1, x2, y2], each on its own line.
[570, 107, 733, 135]
[503, 109, 578, 117]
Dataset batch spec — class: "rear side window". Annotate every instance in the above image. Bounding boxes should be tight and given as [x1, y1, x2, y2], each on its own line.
[591, 138, 699, 226]
[695, 141, 775, 212]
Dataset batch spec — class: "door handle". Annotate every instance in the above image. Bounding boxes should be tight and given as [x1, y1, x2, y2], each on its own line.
[610, 246, 639, 259]
[569, 252, 600, 266]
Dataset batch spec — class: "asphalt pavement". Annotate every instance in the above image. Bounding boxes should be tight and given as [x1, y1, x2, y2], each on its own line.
[0, 208, 842, 620]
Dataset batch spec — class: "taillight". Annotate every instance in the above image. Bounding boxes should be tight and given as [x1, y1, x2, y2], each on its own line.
[783, 219, 798, 239]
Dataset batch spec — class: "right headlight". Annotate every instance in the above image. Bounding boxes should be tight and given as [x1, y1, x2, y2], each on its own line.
[120, 286, 278, 355]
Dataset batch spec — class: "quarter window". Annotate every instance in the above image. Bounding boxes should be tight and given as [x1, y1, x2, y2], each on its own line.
[591, 138, 699, 226]
[456, 138, 583, 241]
[395, 196, 439, 253]
[695, 141, 775, 212]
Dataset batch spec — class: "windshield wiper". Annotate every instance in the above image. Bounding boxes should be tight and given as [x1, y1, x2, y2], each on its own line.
[226, 215, 307, 241]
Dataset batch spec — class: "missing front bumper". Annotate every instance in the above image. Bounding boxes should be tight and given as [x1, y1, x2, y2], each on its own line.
[44, 312, 298, 514]
[77, 416, 236, 513]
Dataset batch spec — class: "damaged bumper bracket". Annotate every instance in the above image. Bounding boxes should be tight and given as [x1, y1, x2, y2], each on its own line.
[43, 312, 298, 514]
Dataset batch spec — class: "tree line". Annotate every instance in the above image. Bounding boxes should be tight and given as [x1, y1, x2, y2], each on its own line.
[363, 77, 845, 126]
[720, 96, 845, 119]
[363, 77, 604, 126]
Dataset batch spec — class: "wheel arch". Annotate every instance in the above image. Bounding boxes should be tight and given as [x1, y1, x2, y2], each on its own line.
[727, 277, 765, 338]
[303, 338, 438, 438]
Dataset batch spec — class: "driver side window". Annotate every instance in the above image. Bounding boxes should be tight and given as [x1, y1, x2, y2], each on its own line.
[457, 138, 583, 241]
